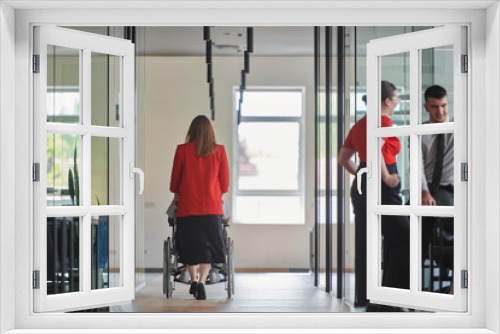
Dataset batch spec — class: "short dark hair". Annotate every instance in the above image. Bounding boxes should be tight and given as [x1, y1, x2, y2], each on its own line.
[381, 80, 397, 102]
[424, 85, 447, 101]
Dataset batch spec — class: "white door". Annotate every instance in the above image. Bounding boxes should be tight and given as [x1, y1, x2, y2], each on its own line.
[365, 26, 467, 312]
[33, 26, 140, 312]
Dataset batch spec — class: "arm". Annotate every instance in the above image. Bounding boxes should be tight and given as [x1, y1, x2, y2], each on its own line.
[169, 146, 182, 194]
[421, 144, 436, 205]
[219, 146, 230, 194]
[381, 159, 400, 188]
[380, 138, 400, 188]
[338, 147, 358, 175]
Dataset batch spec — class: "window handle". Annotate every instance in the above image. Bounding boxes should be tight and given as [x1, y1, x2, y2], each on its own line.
[129, 162, 145, 195]
[356, 162, 371, 195]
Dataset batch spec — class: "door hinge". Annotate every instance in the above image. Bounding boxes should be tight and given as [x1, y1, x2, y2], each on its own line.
[461, 162, 468, 181]
[33, 163, 40, 182]
[461, 54, 468, 73]
[33, 54, 40, 73]
[33, 270, 40, 289]
[461, 270, 468, 289]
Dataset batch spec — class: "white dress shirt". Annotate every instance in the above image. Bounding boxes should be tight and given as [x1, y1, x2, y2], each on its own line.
[421, 117, 454, 192]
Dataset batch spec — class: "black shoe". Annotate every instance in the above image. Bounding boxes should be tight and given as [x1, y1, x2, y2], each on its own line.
[196, 283, 206, 300]
[189, 282, 198, 295]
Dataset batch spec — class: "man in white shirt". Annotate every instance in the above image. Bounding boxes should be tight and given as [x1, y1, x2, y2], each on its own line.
[421, 85, 454, 294]
[421, 85, 454, 206]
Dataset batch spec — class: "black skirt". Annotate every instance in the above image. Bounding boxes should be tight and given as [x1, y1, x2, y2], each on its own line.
[176, 215, 226, 265]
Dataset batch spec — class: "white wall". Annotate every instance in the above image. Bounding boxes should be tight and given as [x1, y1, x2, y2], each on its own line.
[144, 55, 356, 270]
[0, 2, 15, 333]
[486, 2, 500, 332]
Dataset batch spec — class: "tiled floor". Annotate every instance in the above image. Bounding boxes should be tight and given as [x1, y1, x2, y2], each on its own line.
[110, 272, 359, 313]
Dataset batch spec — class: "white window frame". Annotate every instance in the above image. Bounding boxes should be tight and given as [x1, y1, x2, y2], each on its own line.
[232, 86, 306, 225]
[365, 26, 467, 312]
[3, 3, 496, 333]
[32, 25, 136, 312]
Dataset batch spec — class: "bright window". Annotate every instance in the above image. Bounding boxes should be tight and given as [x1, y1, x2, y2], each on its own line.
[233, 88, 305, 224]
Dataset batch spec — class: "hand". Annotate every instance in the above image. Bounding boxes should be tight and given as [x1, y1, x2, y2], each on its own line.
[421, 190, 436, 206]
[383, 173, 400, 188]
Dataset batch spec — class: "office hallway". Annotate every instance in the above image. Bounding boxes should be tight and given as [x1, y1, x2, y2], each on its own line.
[110, 272, 358, 313]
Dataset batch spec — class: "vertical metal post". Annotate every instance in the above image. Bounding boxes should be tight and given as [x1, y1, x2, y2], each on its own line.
[313, 26, 321, 287]
[337, 26, 345, 299]
[325, 26, 333, 293]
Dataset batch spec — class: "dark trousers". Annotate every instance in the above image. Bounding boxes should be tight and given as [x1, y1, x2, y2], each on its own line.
[421, 186, 454, 266]
[351, 163, 410, 305]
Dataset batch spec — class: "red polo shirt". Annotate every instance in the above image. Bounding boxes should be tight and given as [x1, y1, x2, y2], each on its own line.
[170, 141, 230, 217]
[342, 115, 400, 164]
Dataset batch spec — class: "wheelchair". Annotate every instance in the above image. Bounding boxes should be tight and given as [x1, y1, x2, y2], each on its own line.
[163, 217, 235, 299]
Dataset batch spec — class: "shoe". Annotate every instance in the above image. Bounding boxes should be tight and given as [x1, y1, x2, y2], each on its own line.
[196, 283, 206, 300]
[189, 281, 198, 295]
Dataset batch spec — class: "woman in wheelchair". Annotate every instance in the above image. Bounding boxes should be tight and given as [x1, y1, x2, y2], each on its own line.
[169, 115, 230, 300]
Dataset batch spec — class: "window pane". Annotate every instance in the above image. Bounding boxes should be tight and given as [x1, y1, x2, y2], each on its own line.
[421, 45, 454, 124]
[421, 216, 454, 294]
[235, 196, 302, 224]
[91, 52, 121, 127]
[238, 122, 299, 190]
[380, 215, 410, 290]
[47, 45, 80, 124]
[47, 133, 80, 206]
[380, 52, 411, 126]
[419, 133, 454, 206]
[91, 137, 121, 205]
[378, 136, 410, 205]
[238, 90, 302, 117]
[47, 217, 80, 295]
[92, 215, 121, 289]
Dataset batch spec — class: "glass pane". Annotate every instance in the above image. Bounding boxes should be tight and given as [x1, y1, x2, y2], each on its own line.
[47, 217, 80, 295]
[380, 52, 411, 126]
[380, 215, 410, 290]
[47, 45, 80, 124]
[91, 52, 121, 127]
[238, 122, 299, 190]
[379, 136, 410, 205]
[47, 133, 80, 206]
[238, 90, 302, 117]
[421, 216, 454, 294]
[235, 196, 302, 224]
[421, 45, 454, 124]
[419, 133, 454, 206]
[91, 137, 121, 205]
[91, 215, 121, 289]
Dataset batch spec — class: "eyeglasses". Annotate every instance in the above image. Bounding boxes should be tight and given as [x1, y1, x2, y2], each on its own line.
[391, 96, 402, 103]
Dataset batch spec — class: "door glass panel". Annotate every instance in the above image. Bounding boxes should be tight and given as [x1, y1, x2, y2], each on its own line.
[379, 136, 410, 205]
[91, 137, 121, 205]
[421, 216, 454, 294]
[380, 215, 410, 290]
[47, 45, 80, 124]
[91, 215, 121, 289]
[47, 216, 80, 294]
[47, 133, 80, 206]
[421, 45, 454, 124]
[91, 52, 121, 127]
[238, 122, 299, 190]
[420, 133, 455, 206]
[380, 52, 411, 126]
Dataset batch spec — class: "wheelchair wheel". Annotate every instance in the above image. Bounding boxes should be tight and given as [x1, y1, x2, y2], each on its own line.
[226, 236, 235, 299]
[163, 238, 174, 299]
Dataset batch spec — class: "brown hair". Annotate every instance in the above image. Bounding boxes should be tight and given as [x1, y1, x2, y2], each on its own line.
[185, 115, 217, 157]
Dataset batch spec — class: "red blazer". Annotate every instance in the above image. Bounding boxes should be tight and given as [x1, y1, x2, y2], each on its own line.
[170, 141, 230, 217]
